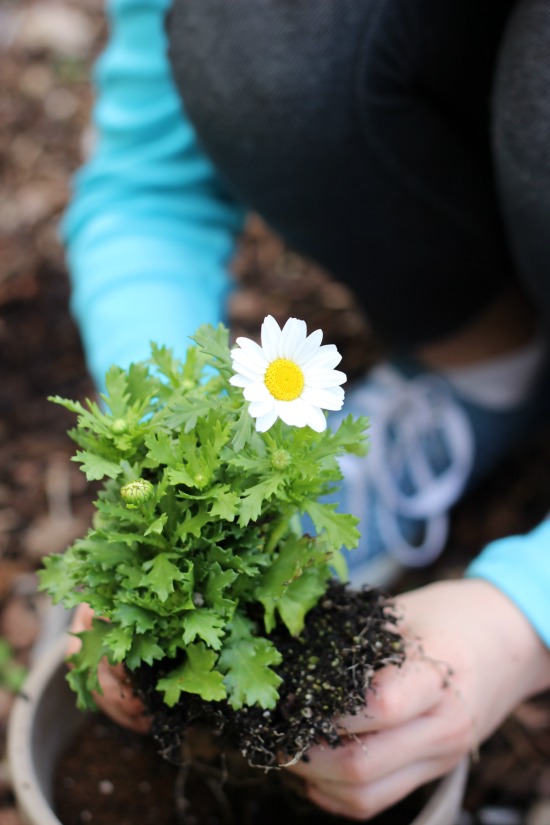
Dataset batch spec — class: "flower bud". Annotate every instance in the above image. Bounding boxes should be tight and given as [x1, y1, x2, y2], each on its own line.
[111, 418, 128, 434]
[121, 479, 154, 508]
[271, 449, 291, 471]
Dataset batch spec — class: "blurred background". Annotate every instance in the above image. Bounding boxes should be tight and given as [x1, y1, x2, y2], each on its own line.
[2, 1, 550, 823]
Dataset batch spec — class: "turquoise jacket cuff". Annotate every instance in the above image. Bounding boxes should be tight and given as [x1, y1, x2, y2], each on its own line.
[466, 517, 550, 649]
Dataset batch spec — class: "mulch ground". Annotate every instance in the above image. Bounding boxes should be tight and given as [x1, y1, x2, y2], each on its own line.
[2, 2, 550, 823]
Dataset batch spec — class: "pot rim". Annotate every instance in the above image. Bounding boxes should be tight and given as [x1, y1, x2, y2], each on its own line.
[8, 634, 74, 825]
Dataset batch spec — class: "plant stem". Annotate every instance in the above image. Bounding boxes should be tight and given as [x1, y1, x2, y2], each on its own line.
[265, 516, 290, 554]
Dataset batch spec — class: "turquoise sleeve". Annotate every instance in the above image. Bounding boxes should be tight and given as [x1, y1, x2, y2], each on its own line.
[466, 517, 550, 648]
[62, 0, 246, 390]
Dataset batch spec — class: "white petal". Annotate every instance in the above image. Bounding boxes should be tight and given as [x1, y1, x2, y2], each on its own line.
[255, 408, 279, 432]
[304, 406, 327, 433]
[303, 345, 342, 371]
[302, 386, 345, 411]
[304, 368, 347, 388]
[231, 348, 266, 376]
[248, 398, 277, 417]
[234, 364, 264, 384]
[261, 315, 282, 361]
[293, 328, 323, 365]
[280, 317, 307, 360]
[276, 398, 310, 428]
[229, 374, 253, 388]
[234, 337, 269, 369]
[243, 383, 272, 402]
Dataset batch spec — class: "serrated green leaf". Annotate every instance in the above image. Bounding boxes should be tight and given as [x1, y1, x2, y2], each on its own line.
[125, 635, 165, 670]
[276, 569, 329, 636]
[238, 475, 285, 526]
[145, 431, 178, 466]
[204, 563, 238, 614]
[111, 604, 157, 633]
[177, 509, 212, 540]
[73, 451, 122, 481]
[182, 609, 226, 650]
[166, 466, 197, 487]
[208, 487, 239, 521]
[141, 554, 185, 603]
[303, 500, 360, 551]
[101, 366, 130, 419]
[144, 513, 168, 536]
[191, 324, 232, 373]
[230, 405, 253, 453]
[66, 618, 111, 710]
[156, 643, 227, 706]
[165, 397, 216, 433]
[218, 634, 282, 710]
[103, 624, 134, 660]
[38, 555, 77, 603]
[256, 534, 330, 635]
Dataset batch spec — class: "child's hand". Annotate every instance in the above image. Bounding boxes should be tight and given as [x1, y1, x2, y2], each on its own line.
[289, 579, 550, 820]
[67, 603, 151, 734]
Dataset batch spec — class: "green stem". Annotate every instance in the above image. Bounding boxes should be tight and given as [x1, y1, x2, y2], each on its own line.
[265, 515, 290, 554]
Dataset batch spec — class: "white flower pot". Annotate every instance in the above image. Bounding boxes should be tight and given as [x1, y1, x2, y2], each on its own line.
[8, 635, 469, 825]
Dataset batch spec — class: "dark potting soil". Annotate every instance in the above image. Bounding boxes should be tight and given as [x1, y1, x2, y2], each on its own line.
[135, 581, 404, 769]
[55, 714, 433, 825]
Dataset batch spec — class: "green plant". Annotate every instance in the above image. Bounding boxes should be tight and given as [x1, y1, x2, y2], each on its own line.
[0, 638, 26, 693]
[39, 321, 368, 713]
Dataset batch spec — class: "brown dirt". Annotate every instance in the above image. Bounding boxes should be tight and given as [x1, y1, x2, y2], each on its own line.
[3, 1, 550, 823]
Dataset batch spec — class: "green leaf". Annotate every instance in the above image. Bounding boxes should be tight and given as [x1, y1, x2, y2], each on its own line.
[145, 431, 179, 466]
[276, 569, 329, 636]
[144, 513, 168, 536]
[208, 486, 239, 521]
[303, 500, 360, 551]
[125, 635, 166, 670]
[165, 398, 216, 433]
[182, 609, 226, 650]
[38, 555, 77, 603]
[156, 643, 227, 706]
[238, 475, 285, 526]
[141, 554, 185, 603]
[231, 405, 253, 453]
[177, 509, 212, 540]
[204, 563, 238, 614]
[191, 324, 232, 373]
[256, 535, 330, 635]
[218, 634, 282, 710]
[103, 624, 134, 660]
[66, 618, 111, 710]
[101, 366, 130, 419]
[111, 604, 157, 633]
[313, 414, 369, 459]
[166, 466, 197, 487]
[73, 451, 122, 481]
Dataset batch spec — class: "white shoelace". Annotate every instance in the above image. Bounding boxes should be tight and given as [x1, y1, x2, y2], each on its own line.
[341, 364, 475, 567]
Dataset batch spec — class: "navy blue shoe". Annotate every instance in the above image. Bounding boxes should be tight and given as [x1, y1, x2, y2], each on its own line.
[330, 356, 550, 588]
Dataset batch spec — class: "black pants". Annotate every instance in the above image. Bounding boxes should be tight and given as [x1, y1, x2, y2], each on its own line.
[167, 0, 547, 348]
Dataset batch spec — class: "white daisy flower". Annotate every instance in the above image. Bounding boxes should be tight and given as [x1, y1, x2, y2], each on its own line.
[229, 315, 346, 433]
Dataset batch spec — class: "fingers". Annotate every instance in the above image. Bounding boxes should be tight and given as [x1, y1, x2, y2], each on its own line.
[94, 658, 151, 734]
[291, 701, 472, 788]
[337, 646, 453, 736]
[306, 755, 460, 821]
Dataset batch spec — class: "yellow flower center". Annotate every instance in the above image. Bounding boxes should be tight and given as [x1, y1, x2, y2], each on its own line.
[264, 358, 304, 401]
